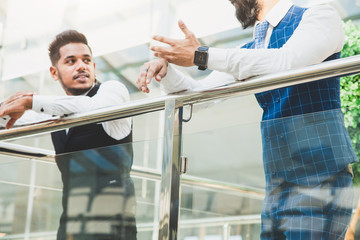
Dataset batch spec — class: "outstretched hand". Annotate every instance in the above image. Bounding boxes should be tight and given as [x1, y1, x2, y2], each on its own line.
[0, 91, 34, 129]
[137, 58, 168, 93]
[150, 20, 201, 67]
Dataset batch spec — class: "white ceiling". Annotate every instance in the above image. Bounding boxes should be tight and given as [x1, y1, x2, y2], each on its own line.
[0, 0, 358, 98]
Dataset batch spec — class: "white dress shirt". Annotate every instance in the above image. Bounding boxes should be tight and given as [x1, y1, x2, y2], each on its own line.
[160, 0, 344, 93]
[0, 80, 131, 140]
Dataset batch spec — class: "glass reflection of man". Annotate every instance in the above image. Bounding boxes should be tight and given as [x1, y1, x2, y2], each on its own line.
[137, 0, 357, 239]
[0, 30, 137, 239]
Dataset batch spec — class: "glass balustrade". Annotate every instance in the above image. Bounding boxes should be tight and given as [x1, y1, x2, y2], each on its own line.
[0, 98, 359, 239]
[177, 94, 360, 239]
[0, 59, 360, 240]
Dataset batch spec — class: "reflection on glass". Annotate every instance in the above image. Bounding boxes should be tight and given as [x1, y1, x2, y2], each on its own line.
[260, 108, 356, 239]
[181, 105, 357, 238]
[55, 144, 137, 240]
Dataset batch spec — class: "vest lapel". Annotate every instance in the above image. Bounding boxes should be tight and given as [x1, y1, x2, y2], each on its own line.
[64, 83, 101, 141]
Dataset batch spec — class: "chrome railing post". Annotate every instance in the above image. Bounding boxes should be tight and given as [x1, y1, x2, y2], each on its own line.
[223, 223, 231, 240]
[158, 99, 183, 240]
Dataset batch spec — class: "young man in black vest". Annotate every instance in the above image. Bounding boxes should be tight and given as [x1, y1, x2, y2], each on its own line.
[136, 0, 356, 239]
[0, 30, 136, 239]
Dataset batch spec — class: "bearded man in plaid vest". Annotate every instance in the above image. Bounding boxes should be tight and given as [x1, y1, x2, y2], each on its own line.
[137, 0, 357, 239]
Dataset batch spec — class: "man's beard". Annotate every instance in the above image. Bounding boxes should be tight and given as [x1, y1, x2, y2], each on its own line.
[57, 72, 93, 96]
[234, 0, 261, 29]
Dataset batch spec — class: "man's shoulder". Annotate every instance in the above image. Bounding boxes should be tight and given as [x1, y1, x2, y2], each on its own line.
[100, 80, 126, 87]
[305, 3, 340, 17]
[99, 80, 129, 93]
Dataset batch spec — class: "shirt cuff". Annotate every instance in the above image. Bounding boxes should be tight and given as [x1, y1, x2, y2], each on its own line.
[32, 95, 55, 114]
[208, 48, 228, 71]
[160, 64, 185, 93]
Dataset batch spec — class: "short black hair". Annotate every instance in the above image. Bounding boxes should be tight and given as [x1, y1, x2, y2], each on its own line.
[48, 30, 92, 65]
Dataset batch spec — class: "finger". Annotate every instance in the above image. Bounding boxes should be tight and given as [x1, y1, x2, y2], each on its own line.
[0, 106, 18, 117]
[10, 91, 35, 98]
[6, 118, 16, 129]
[152, 35, 176, 46]
[155, 65, 168, 82]
[178, 19, 194, 38]
[146, 65, 159, 85]
[136, 77, 145, 92]
[154, 53, 175, 63]
[5, 94, 22, 104]
[153, 52, 171, 61]
[0, 105, 10, 117]
[138, 80, 149, 93]
[150, 46, 173, 55]
[18, 91, 35, 96]
[6, 91, 35, 104]
[137, 66, 149, 93]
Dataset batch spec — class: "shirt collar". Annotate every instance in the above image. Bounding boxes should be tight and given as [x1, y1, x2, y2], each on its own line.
[254, 0, 293, 29]
[82, 83, 96, 96]
[264, 0, 293, 28]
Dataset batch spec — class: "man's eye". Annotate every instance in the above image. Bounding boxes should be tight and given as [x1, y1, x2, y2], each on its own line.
[66, 59, 75, 64]
[84, 58, 91, 63]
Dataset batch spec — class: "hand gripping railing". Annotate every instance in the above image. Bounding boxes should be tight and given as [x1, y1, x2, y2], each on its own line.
[0, 55, 360, 240]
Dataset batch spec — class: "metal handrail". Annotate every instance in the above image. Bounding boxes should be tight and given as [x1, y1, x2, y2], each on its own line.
[1, 55, 360, 141]
[0, 142, 55, 161]
[137, 214, 261, 231]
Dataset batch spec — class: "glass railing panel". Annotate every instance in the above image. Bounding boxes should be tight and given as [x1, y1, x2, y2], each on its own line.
[51, 142, 160, 240]
[0, 156, 32, 185]
[34, 161, 62, 190]
[1, 93, 359, 239]
[180, 185, 263, 218]
[178, 225, 261, 240]
[0, 182, 29, 237]
[0, 140, 162, 240]
[132, 138, 163, 171]
[179, 181, 263, 239]
[0, 156, 60, 239]
[182, 95, 264, 189]
[179, 95, 265, 239]
[8, 134, 55, 152]
[29, 187, 62, 237]
[181, 97, 358, 239]
[178, 226, 228, 240]
[132, 111, 165, 171]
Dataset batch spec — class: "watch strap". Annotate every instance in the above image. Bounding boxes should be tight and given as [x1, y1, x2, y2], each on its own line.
[198, 46, 209, 52]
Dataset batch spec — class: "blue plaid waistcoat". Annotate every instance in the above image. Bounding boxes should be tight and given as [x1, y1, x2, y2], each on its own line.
[242, 5, 357, 186]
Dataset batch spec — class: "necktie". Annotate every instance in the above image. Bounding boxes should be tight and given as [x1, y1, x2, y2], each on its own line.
[254, 21, 269, 49]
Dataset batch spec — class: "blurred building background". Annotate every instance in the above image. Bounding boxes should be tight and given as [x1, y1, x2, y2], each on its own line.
[0, 0, 359, 239]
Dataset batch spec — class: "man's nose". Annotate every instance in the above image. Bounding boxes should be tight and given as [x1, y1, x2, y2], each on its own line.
[76, 60, 86, 71]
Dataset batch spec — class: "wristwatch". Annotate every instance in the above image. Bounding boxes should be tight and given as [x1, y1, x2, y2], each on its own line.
[193, 46, 209, 70]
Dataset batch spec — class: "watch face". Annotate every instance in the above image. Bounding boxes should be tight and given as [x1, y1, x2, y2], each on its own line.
[194, 51, 207, 65]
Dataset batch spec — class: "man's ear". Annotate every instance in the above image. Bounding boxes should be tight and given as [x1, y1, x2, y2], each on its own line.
[50, 66, 58, 81]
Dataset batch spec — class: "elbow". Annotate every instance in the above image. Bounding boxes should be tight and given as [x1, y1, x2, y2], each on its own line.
[275, 49, 305, 71]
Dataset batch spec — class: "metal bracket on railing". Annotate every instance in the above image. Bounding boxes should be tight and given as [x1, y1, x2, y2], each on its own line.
[180, 156, 188, 174]
[182, 104, 193, 123]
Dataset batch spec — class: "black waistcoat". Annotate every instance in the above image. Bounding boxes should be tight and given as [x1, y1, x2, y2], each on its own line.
[52, 84, 136, 239]
[51, 84, 133, 156]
